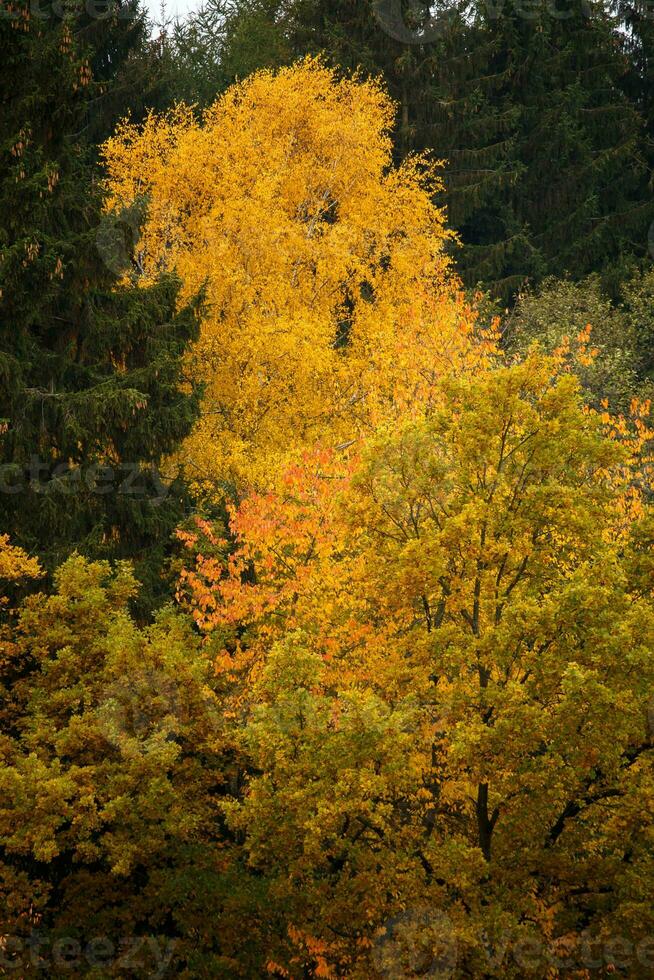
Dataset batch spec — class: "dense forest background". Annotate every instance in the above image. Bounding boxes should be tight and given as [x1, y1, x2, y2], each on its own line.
[2, 0, 654, 976]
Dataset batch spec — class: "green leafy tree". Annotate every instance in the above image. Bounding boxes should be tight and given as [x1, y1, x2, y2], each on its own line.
[188, 352, 654, 976]
[507, 271, 654, 409]
[0, 555, 268, 977]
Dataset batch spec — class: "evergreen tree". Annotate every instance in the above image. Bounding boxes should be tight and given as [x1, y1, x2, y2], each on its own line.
[0, 0, 201, 612]
[244, 0, 653, 297]
[617, 0, 654, 141]
[287, 0, 442, 158]
[431, 0, 653, 296]
[151, 0, 295, 108]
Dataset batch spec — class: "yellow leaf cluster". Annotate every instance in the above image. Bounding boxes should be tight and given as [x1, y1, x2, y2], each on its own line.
[0, 534, 41, 602]
[102, 59, 494, 498]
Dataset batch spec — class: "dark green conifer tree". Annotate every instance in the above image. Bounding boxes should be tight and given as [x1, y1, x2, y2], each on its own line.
[0, 0, 202, 612]
[245, 0, 653, 296]
[617, 0, 654, 140]
[431, 0, 653, 296]
[287, 0, 443, 158]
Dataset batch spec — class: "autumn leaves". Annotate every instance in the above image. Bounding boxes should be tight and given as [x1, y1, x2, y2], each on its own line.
[3, 59, 652, 977]
[101, 59, 486, 500]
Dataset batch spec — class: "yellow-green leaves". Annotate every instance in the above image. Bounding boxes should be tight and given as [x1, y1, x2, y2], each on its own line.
[178, 350, 654, 975]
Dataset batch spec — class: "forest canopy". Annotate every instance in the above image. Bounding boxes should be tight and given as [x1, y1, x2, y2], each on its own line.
[1, 4, 654, 978]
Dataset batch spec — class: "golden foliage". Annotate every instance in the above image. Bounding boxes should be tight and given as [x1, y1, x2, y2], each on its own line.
[177, 352, 654, 976]
[0, 534, 41, 585]
[102, 59, 494, 498]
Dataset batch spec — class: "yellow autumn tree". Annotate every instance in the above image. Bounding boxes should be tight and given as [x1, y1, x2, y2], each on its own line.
[0, 534, 40, 595]
[177, 351, 654, 977]
[102, 59, 491, 498]
[0, 534, 42, 736]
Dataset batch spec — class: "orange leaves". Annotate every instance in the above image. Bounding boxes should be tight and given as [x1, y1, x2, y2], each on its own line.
[177, 449, 350, 640]
[232, 449, 348, 562]
[286, 925, 337, 978]
[549, 321, 601, 372]
[265, 961, 289, 977]
[575, 322, 600, 366]
[595, 392, 654, 530]
[175, 520, 229, 632]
